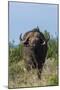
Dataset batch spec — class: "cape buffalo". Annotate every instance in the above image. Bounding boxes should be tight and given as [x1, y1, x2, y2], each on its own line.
[20, 27, 50, 79]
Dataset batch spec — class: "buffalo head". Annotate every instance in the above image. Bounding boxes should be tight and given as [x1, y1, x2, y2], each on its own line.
[20, 27, 50, 47]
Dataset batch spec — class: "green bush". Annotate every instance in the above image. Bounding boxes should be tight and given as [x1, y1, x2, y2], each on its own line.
[43, 30, 58, 59]
[47, 38, 58, 59]
[48, 74, 58, 86]
[9, 44, 23, 65]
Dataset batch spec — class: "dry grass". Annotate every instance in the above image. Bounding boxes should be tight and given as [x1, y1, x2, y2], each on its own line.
[8, 58, 58, 89]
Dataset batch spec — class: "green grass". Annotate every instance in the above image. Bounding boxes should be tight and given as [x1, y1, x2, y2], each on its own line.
[8, 58, 58, 88]
[48, 75, 58, 86]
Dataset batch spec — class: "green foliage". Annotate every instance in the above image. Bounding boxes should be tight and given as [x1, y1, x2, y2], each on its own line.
[43, 30, 58, 59]
[48, 74, 58, 86]
[47, 37, 58, 59]
[9, 44, 23, 65]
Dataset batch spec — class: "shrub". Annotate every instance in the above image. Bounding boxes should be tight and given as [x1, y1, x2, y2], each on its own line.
[43, 30, 58, 59]
[48, 74, 58, 86]
[9, 44, 23, 65]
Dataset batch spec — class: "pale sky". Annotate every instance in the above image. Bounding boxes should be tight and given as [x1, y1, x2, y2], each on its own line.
[9, 2, 58, 45]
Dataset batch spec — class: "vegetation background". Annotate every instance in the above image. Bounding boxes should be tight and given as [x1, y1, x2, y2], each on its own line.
[8, 30, 58, 88]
